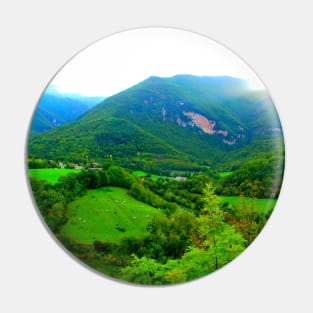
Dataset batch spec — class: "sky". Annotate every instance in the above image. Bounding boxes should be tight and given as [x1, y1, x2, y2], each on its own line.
[50, 28, 265, 97]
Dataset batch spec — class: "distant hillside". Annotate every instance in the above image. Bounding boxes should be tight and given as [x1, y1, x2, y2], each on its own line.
[29, 75, 284, 172]
[30, 85, 105, 135]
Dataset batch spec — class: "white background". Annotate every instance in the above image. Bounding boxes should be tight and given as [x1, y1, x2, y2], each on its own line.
[0, 1, 312, 312]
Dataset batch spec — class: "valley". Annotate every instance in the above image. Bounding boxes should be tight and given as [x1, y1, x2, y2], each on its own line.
[30, 85, 105, 135]
[28, 74, 285, 284]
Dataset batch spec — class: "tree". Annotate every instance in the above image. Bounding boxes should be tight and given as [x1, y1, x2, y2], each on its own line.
[99, 170, 110, 186]
[120, 255, 164, 285]
[196, 183, 246, 270]
[223, 195, 268, 244]
[30, 178, 67, 232]
[145, 212, 196, 261]
[56, 173, 85, 201]
[107, 165, 136, 188]
[180, 247, 216, 280]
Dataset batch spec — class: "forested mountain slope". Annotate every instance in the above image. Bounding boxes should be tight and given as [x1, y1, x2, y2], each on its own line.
[29, 75, 284, 172]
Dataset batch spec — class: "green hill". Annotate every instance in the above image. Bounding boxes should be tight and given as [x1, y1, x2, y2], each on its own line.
[59, 187, 164, 243]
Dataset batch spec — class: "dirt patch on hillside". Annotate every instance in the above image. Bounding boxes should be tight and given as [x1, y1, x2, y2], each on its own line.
[183, 111, 216, 134]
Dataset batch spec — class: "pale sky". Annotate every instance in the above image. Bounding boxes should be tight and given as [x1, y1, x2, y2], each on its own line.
[50, 28, 265, 97]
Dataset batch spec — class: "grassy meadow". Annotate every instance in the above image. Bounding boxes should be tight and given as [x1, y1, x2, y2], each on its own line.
[28, 168, 79, 184]
[59, 187, 164, 243]
[219, 171, 233, 178]
[221, 196, 277, 213]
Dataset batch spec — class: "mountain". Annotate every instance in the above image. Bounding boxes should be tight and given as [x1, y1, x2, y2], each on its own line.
[30, 85, 105, 134]
[28, 75, 284, 172]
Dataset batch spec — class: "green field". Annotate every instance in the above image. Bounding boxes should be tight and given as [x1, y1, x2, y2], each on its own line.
[28, 168, 79, 184]
[59, 187, 164, 243]
[132, 170, 147, 177]
[221, 196, 277, 213]
[132, 170, 170, 181]
[219, 171, 233, 178]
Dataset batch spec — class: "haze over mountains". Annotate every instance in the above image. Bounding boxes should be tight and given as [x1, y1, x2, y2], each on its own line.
[29, 75, 284, 172]
[30, 85, 105, 134]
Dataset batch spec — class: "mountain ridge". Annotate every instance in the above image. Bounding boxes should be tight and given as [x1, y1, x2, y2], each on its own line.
[30, 85, 105, 135]
[29, 75, 283, 172]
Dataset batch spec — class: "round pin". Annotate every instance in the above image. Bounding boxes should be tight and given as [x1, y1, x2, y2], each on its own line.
[27, 27, 284, 285]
